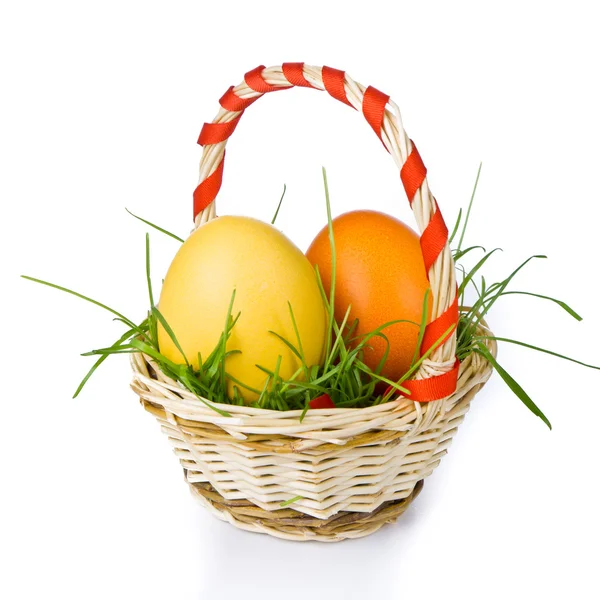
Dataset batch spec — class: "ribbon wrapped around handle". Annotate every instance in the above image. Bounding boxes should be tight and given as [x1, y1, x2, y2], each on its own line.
[193, 63, 458, 402]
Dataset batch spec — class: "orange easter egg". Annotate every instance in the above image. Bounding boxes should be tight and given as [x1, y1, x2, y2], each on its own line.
[306, 210, 431, 382]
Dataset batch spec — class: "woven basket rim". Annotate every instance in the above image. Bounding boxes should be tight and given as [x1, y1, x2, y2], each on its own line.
[130, 322, 496, 446]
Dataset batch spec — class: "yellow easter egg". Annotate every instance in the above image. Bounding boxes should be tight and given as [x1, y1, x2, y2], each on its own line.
[157, 215, 327, 403]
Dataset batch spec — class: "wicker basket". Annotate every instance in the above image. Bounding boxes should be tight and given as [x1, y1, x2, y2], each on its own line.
[130, 63, 496, 542]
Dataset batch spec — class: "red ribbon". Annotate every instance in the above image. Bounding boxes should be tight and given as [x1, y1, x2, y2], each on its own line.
[309, 394, 336, 409]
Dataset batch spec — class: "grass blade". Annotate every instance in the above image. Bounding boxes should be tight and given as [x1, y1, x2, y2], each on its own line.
[125, 208, 184, 243]
[130, 339, 232, 417]
[145, 234, 159, 347]
[73, 354, 110, 398]
[225, 372, 262, 396]
[498, 291, 582, 321]
[382, 323, 456, 402]
[299, 393, 310, 422]
[81, 346, 137, 356]
[329, 304, 353, 365]
[21, 275, 138, 330]
[151, 306, 189, 366]
[220, 290, 237, 395]
[145, 233, 154, 308]
[322, 167, 337, 371]
[280, 495, 303, 507]
[477, 343, 551, 429]
[356, 363, 409, 395]
[457, 162, 482, 252]
[111, 317, 150, 341]
[75, 321, 150, 397]
[371, 332, 390, 377]
[257, 375, 272, 408]
[458, 248, 502, 297]
[271, 184, 287, 225]
[463, 255, 547, 344]
[453, 245, 486, 262]
[399, 323, 456, 383]
[411, 289, 430, 368]
[287, 302, 310, 378]
[480, 336, 600, 370]
[268, 330, 302, 360]
[354, 318, 420, 353]
[448, 208, 463, 245]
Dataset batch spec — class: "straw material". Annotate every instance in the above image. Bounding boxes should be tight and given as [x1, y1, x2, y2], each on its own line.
[129, 64, 497, 541]
[190, 480, 424, 542]
[130, 331, 494, 541]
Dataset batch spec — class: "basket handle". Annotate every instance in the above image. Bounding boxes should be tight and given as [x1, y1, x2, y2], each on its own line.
[193, 63, 459, 402]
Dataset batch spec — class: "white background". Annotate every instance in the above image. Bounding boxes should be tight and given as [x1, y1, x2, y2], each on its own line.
[2, 1, 600, 598]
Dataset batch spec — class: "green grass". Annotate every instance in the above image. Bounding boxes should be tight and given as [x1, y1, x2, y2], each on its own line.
[21, 167, 600, 426]
[448, 164, 599, 428]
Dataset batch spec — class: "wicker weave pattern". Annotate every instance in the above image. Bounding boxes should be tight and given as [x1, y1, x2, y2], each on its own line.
[190, 480, 424, 542]
[131, 334, 494, 541]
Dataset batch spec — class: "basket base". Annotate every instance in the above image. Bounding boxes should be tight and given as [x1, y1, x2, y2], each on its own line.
[187, 473, 424, 542]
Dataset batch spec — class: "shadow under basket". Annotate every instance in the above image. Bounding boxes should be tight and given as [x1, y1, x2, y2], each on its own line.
[130, 338, 494, 542]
